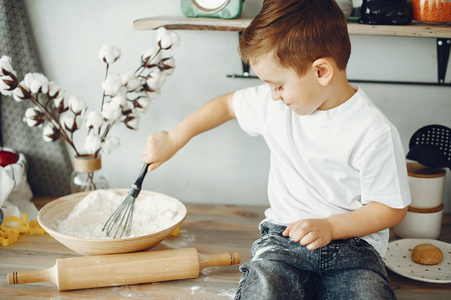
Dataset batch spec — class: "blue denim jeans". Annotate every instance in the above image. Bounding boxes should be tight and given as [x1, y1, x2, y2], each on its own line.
[235, 222, 396, 300]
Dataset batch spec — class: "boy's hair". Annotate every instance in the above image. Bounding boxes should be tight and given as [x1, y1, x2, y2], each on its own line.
[239, 0, 351, 76]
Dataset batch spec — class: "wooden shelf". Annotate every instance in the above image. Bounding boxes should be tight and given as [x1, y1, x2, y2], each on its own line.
[134, 16, 451, 38]
[134, 16, 451, 86]
[134, 16, 250, 32]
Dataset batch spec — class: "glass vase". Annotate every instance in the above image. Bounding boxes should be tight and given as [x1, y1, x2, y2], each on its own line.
[71, 155, 109, 193]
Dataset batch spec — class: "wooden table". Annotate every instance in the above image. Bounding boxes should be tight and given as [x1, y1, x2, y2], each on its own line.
[0, 198, 450, 299]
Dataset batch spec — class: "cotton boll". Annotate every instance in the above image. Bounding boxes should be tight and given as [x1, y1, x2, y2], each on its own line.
[102, 136, 120, 154]
[102, 74, 125, 96]
[48, 81, 63, 98]
[0, 56, 13, 76]
[141, 47, 162, 66]
[111, 94, 127, 107]
[24, 73, 49, 94]
[1, 88, 12, 96]
[161, 57, 175, 75]
[102, 101, 122, 123]
[146, 69, 163, 90]
[134, 95, 151, 112]
[156, 27, 168, 41]
[53, 97, 68, 113]
[159, 35, 173, 50]
[157, 27, 179, 49]
[0, 76, 12, 93]
[84, 133, 102, 154]
[0, 73, 18, 93]
[169, 31, 180, 48]
[146, 68, 168, 90]
[124, 113, 139, 130]
[12, 85, 28, 101]
[121, 101, 132, 114]
[61, 115, 79, 133]
[68, 96, 86, 115]
[42, 123, 60, 142]
[85, 110, 103, 133]
[98, 44, 121, 64]
[24, 107, 45, 127]
[121, 72, 142, 92]
[156, 27, 170, 47]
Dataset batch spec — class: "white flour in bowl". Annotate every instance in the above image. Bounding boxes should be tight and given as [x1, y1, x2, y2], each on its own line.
[56, 189, 182, 239]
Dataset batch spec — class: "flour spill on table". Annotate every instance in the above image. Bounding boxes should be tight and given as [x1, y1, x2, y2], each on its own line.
[189, 285, 205, 294]
[218, 288, 237, 298]
[162, 230, 195, 248]
[56, 189, 183, 239]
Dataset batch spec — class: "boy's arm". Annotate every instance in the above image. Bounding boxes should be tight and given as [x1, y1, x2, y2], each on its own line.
[142, 92, 235, 172]
[328, 202, 407, 240]
[283, 202, 407, 250]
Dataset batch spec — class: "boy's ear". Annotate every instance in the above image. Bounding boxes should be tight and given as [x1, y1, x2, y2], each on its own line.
[312, 58, 333, 86]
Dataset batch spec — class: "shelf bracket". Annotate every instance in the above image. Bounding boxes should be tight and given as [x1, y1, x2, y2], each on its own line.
[237, 32, 251, 78]
[437, 38, 451, 85]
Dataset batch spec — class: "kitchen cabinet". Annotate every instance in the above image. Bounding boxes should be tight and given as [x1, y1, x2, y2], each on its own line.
[134, 16, 451, 86]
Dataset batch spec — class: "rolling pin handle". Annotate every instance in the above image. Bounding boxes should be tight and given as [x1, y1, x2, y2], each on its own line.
[199, 252, 241, 270]
[7, 266, 56, 286]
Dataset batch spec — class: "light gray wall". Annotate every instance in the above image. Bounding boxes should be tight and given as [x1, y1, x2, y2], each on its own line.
[23, 0, 451, 212]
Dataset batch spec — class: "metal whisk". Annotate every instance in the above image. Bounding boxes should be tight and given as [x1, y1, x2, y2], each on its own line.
[103, 163, 150, 238]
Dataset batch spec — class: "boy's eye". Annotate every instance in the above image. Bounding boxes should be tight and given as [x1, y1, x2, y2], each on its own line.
[274, 85, 283, 91]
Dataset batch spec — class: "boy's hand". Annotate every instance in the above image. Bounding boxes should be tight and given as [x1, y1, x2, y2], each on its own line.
[141, 131, 179, 172]
[282, 218, 333, 250]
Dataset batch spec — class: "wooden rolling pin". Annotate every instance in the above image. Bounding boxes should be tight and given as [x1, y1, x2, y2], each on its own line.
[8, 248, 240, 290]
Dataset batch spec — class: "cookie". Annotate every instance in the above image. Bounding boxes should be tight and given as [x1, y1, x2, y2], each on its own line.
[412, 243, 444, 265]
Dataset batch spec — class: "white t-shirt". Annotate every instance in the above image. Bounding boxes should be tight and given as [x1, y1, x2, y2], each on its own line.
[232, 84, 411, 256]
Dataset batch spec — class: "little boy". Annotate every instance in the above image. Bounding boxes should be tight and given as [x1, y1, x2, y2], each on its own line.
[142, 0, 411, 299]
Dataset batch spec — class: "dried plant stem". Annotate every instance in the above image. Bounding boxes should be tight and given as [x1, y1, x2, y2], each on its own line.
[87, 171, 97, 190]
[91, 123, 112, 158]
[101, 63, 110, 109]
[136, 47, 162, 77]
[101, 124, 112, 140]
[19, 83, 80, 156]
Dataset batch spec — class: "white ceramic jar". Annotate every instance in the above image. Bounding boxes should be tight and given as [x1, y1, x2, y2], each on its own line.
[407, 163, 446, 209]
[393, 163, 446, 239]
[393, 204, 443, 239]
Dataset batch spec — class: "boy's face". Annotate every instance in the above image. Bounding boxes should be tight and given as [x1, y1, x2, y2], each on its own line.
[251, 54, 326, 116]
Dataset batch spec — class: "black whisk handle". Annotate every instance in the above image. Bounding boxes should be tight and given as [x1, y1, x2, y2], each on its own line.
[134, 163, 151, 189]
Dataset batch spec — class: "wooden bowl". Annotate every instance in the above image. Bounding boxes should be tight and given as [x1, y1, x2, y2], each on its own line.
[38, 189, 187, 256]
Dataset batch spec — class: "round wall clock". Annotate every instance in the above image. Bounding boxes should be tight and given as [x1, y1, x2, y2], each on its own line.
[181, 0, 243, 19]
